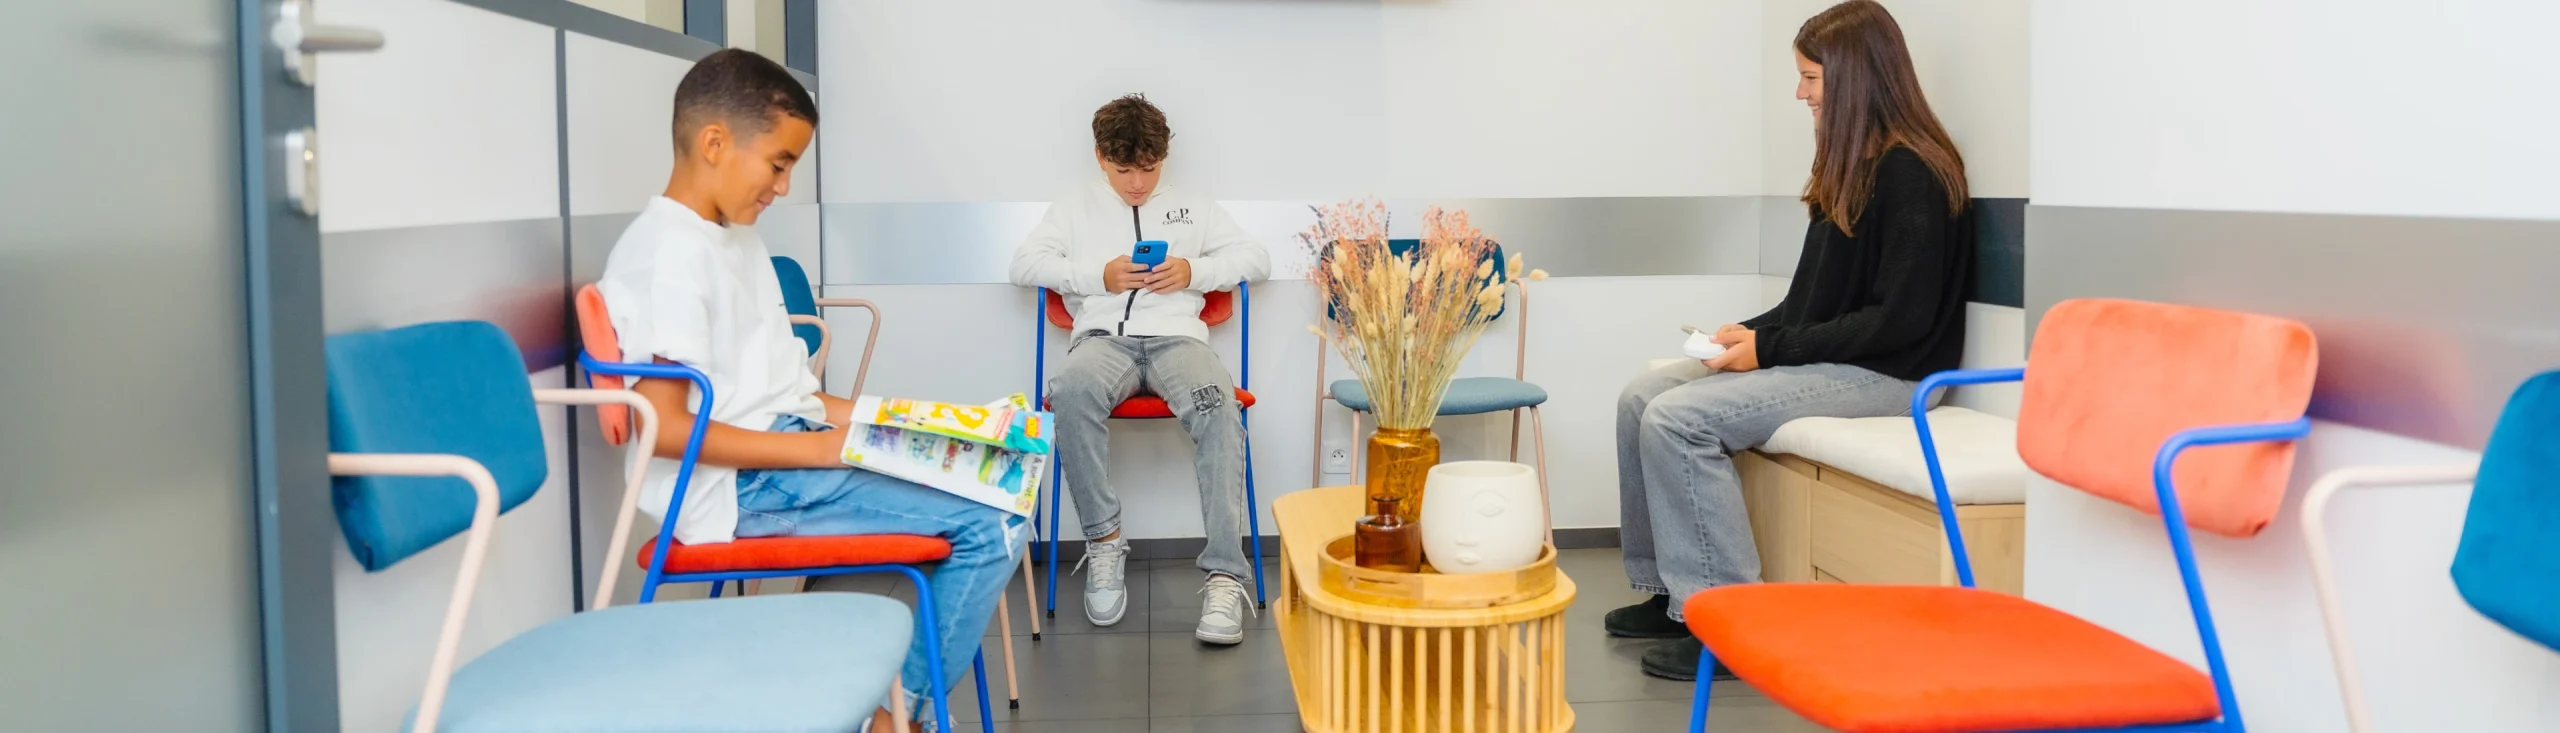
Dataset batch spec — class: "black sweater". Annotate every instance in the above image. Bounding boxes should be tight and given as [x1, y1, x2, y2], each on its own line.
[1744, 147, 1970, 382]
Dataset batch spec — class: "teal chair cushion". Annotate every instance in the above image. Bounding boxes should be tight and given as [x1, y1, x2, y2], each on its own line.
[326, 321, 548, 572]
[2452, 370, 2560, 653]
[771, 256, 824, 359]
[1331, 377, 1548, 417]
[406, 593, 913, 732]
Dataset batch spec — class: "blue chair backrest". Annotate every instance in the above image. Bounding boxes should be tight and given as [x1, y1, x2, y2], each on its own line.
[2452, 369, 2560, 652]
[1320, 239, 1507, 324]
[324, 321, 549, 571]
[771, 256, 824, 359]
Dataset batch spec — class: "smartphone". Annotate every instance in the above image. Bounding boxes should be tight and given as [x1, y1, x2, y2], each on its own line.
[1131, 240, 1168, 269]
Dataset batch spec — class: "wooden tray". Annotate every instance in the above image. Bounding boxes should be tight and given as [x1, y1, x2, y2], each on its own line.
[1316, 535, 1557, 609]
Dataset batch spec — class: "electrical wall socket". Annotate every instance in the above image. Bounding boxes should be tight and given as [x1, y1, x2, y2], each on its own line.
[1322, 445, 1352, 475]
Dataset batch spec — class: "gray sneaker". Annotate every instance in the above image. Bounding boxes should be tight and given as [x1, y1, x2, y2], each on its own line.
[1074, 537, 1129, 627]
[1195, 573, 1252, 645]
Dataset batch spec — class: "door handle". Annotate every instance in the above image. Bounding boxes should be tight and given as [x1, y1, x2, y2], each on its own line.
[271, 0, 383, 87]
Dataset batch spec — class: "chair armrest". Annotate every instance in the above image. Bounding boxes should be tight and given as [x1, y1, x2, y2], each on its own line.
[789, 314, 833, 377]
[812, 298, 882, 398]
[2302, 462, 2479, 733]
[1909, 367, 2027, 589]
[573, 353, 715, 578]
[2147, 416, 2315, 720]
[531, 388, 660, 610]
[325, 453, 503, 733]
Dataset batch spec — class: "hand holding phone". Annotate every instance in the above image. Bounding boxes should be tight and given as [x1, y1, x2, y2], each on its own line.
[1103, 256, 1151, 294]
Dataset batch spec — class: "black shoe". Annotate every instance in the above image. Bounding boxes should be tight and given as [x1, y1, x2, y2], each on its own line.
[1604, 594, 1688, 639]
[1640, 637, 1736, 682]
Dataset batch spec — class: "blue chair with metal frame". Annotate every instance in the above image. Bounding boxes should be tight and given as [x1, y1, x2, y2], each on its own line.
[1685, 298, 2320, 733]
[1031, 282, 1268, 617]
[1312, 239, 1550, 530]
[575, 285, 997, 733]
[327, 320, 914, 732]
[2303, 369, 2560, 733]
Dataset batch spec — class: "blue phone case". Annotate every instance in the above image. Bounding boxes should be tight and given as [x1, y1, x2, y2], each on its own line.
[1132, 240, 1168, 268]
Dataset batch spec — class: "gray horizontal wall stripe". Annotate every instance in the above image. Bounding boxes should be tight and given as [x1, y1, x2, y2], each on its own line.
[2026, 204, 2560, 451]
[819, 197, 1762, 286]
[322, 218, 569, 372]
[1757, 194, 2027, 308]
[449, 0, 819, 88]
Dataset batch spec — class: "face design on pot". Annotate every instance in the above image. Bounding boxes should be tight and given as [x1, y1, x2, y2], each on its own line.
[1442, 489, 1514, 569]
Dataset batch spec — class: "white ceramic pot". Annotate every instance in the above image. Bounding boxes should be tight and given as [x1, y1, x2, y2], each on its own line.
[1421, 461, 1546, 573]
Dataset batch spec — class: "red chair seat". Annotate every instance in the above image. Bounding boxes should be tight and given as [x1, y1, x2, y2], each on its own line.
[638, 534, 953, 574]
[1107, 389, 1256, 419]
[1042, 389, 1258, 419]
[1685, 584, 2220, 733]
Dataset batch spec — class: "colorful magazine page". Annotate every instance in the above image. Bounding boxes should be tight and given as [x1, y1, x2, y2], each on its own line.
[838, 423, 1046, 517]
[849, 393, 1052, 454]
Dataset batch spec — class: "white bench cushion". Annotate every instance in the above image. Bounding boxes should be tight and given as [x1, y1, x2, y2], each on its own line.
[1761, 407, 2028, 505]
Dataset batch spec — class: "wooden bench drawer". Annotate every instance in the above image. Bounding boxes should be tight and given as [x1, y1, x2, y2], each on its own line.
[1808, 477, 1945, 585]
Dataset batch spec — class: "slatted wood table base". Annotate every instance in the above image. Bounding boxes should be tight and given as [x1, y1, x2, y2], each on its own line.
[1274, 486, 1578, 733]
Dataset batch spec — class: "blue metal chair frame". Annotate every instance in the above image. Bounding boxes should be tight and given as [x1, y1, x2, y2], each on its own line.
[1032, 282, 1268, 619]
[578, 353, 994, 733]
[1689, 366, 2311, 733]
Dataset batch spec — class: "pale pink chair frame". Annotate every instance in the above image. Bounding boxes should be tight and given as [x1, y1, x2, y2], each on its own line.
[2300, 462, 2483, 733]
[1311, 277, 1552, 535]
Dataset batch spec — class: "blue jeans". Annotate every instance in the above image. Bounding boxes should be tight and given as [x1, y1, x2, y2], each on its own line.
[1047, 334, 1253, 579]
[1615, 362, 1926, 619]
[735, 415, 1020, 701]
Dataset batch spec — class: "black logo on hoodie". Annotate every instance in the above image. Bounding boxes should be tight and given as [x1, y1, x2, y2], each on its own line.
[1163, 208, 1194, 225]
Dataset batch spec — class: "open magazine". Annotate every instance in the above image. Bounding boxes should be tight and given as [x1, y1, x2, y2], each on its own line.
[838, 393, 1051, 517]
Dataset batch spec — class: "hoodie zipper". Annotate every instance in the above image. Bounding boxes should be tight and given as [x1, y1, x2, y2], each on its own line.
[1118, 204, 1141, 336]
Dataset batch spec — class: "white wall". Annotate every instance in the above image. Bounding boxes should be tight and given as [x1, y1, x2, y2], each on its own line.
[2030, 2, 2560, 729]
[2032, 0, 2560, 221]
[816, 0, 1771, 539]
[821, 0, 1762, 203]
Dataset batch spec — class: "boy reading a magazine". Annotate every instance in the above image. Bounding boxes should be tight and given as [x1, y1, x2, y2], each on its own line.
[596, 49, 1009, 731]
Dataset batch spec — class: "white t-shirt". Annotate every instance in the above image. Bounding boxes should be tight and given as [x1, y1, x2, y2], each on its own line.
[596, 196, 826, 544]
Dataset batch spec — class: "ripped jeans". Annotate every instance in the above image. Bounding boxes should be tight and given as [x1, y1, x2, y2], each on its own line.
[1047, 333, 1253, 579]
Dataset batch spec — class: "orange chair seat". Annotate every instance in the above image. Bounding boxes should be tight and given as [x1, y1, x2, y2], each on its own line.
[1685, 584, 2220, 733]
[638, 534, 952, 574]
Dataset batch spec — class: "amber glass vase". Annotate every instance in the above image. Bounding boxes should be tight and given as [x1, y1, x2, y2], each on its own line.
[1352, 427, 1440, 571]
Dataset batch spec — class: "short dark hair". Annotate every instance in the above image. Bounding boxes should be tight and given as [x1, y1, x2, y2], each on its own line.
[672, 49, 819, 151]
[1092, 94, 1171, 167]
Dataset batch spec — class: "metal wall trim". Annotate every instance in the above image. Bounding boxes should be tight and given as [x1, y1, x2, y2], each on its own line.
[445, 0, 819, 88]
[818, 197, 1764, 285]
[2026, 204, 2560, 450]
[321, 218, 571, 372]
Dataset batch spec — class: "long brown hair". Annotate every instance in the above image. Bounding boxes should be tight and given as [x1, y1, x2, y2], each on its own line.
[1796, 1, 1967, 235]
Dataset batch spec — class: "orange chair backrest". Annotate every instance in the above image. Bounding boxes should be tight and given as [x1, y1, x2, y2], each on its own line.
[573, 284, 632, 445]
[1044, 289, 1234, 330]
[2017, 298, 2318, 538]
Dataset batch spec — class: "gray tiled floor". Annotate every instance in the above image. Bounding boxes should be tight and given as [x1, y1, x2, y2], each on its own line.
[821, 549, 1829, 732]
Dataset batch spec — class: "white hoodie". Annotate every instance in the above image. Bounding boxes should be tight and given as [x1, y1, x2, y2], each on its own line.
[1009, 180, 1271, 342]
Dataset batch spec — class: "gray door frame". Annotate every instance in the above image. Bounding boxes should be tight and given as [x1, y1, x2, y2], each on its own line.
[236, 1, 338, 730]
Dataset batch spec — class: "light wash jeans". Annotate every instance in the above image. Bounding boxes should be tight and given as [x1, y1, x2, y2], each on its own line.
[1616, 361, 1926, 619]
[1048, 333, 1253, 579]
[734, 416, 1019, 701]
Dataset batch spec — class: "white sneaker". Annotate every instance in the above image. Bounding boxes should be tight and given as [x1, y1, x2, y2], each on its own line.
[1196, 573, 1252, 645]
[1074, 537, 1130, 627]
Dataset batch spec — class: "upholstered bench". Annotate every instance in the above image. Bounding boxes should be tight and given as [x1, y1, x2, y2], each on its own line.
[1736, 406, 2029, 595]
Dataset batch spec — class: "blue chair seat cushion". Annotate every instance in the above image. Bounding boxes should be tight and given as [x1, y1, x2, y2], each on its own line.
[407, 593, 912, 732]
[1330, 377, 1548, 416]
